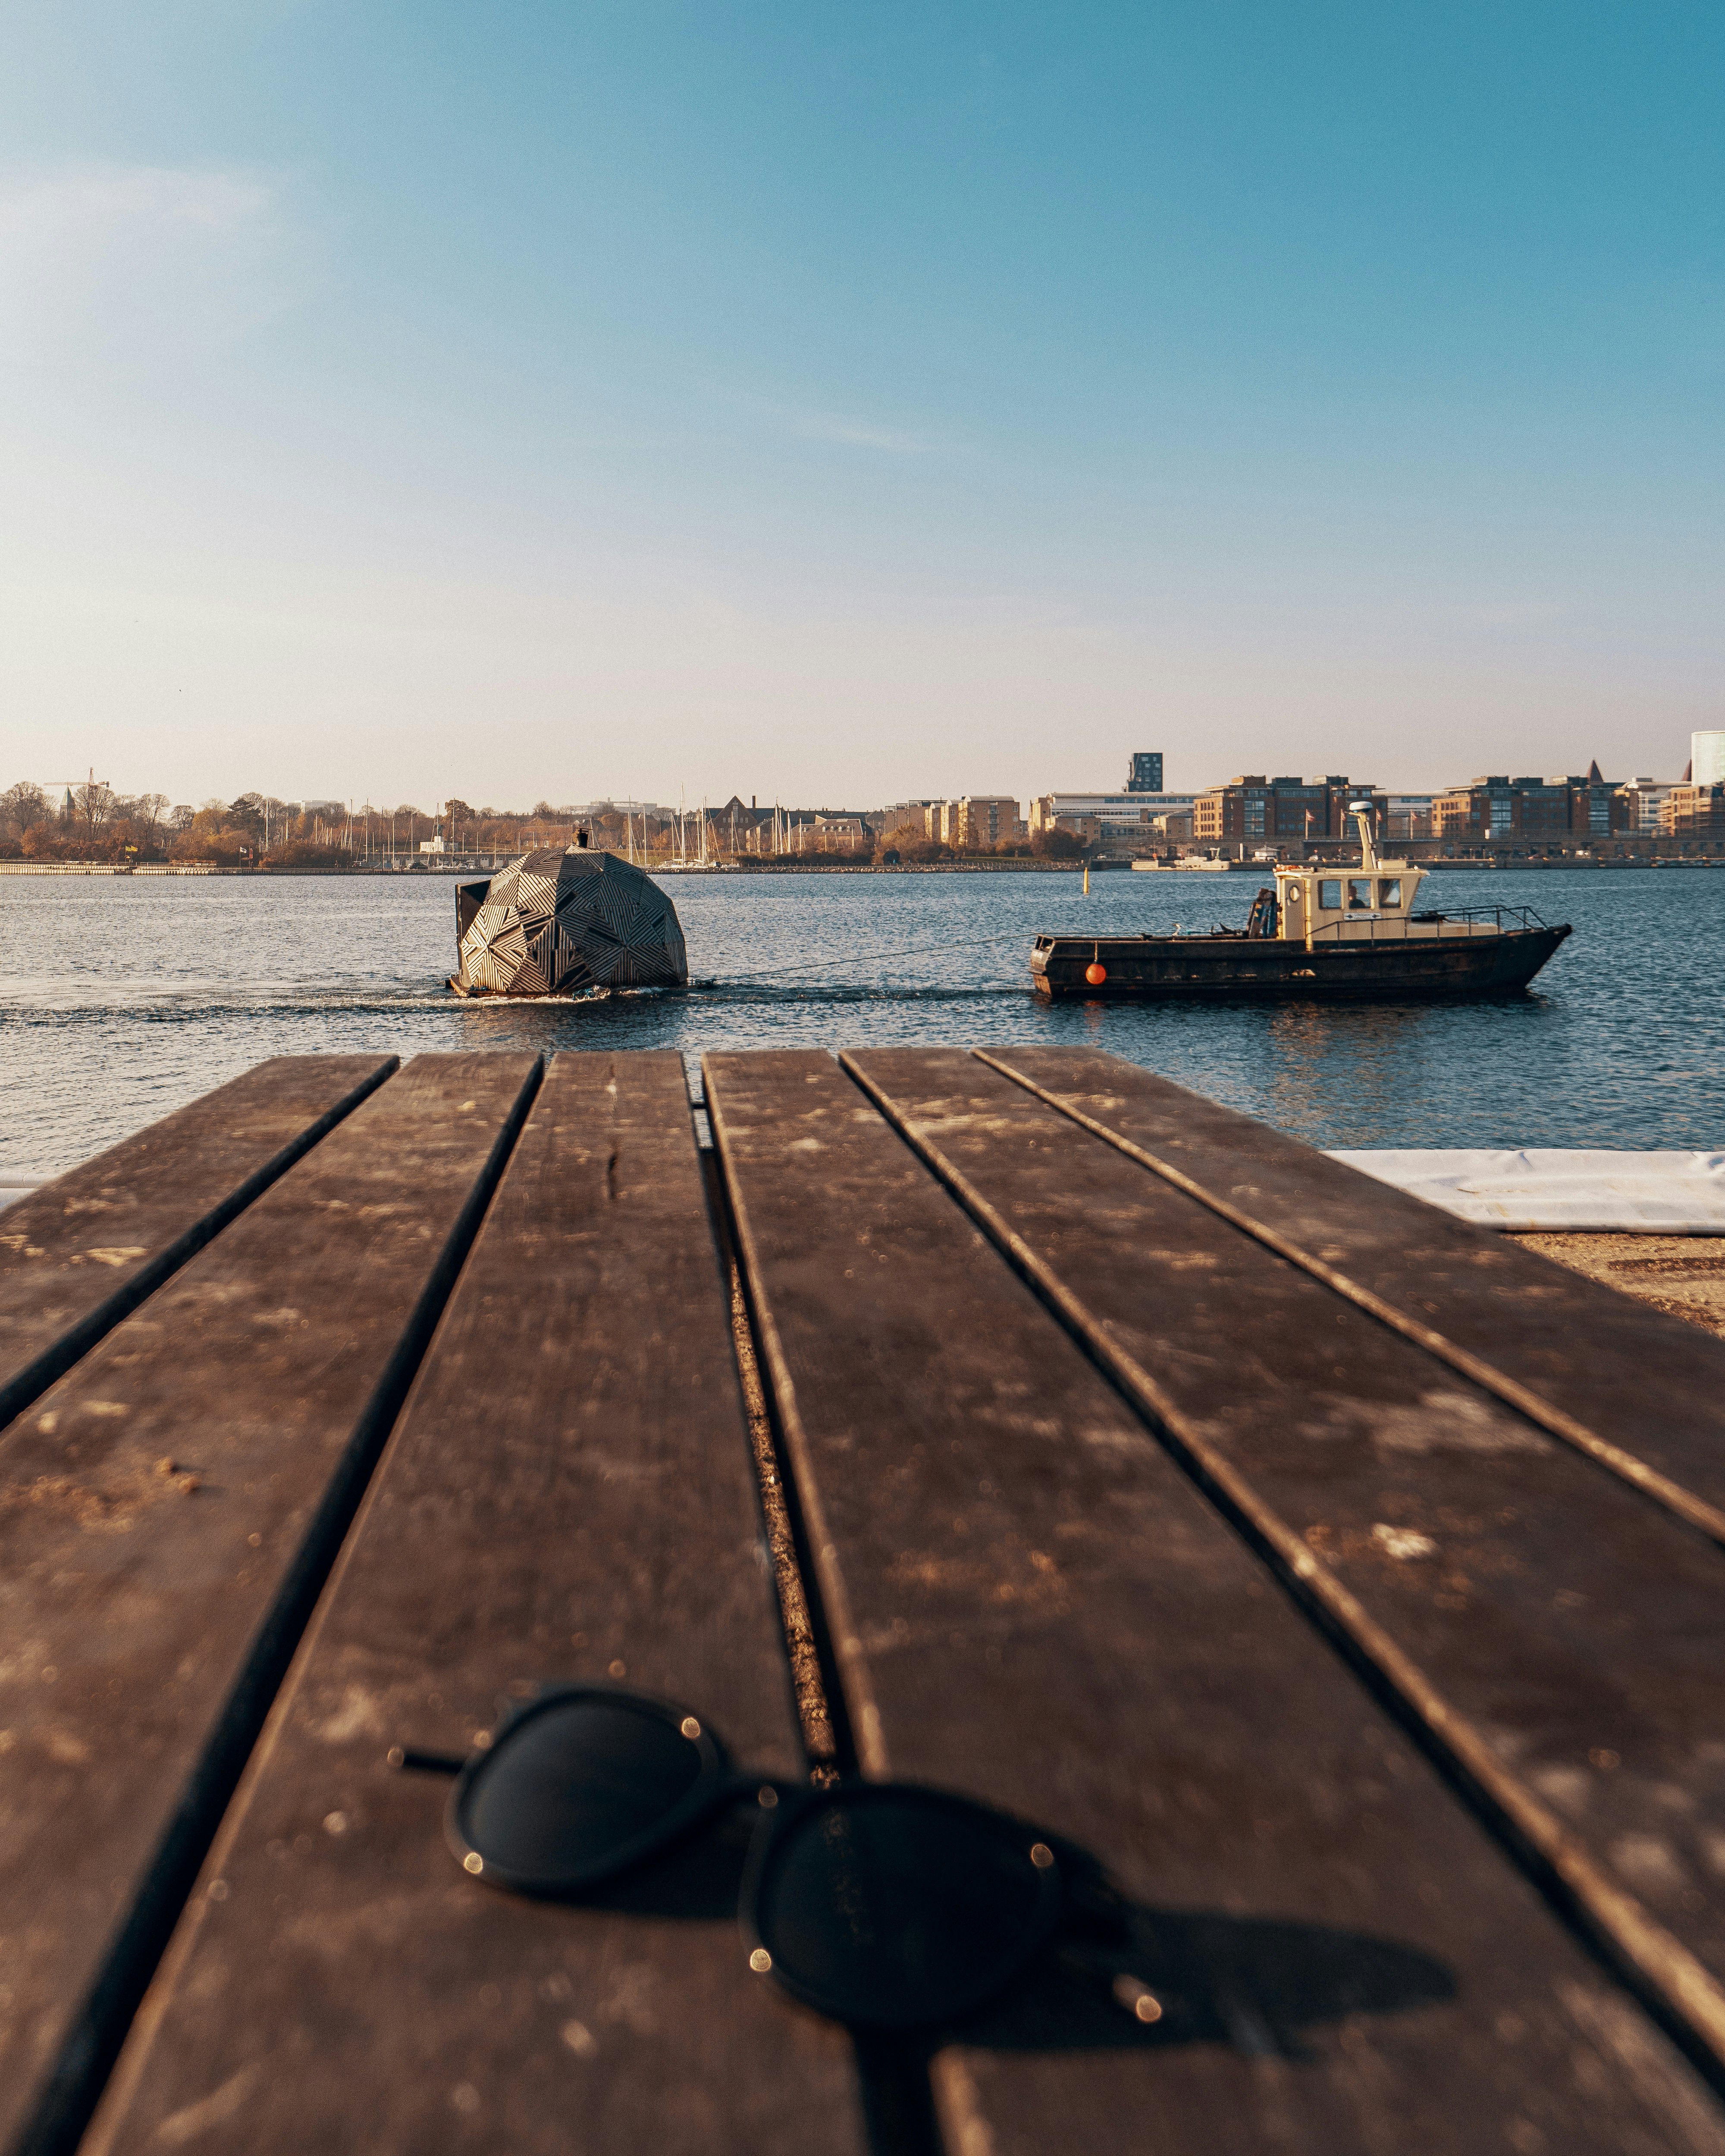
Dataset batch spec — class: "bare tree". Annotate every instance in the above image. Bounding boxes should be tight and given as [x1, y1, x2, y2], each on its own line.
[169, 804, 195, 832]
[134, 794, 169, 850]
[0, 781, 50, 839]
[73, 781, 115, 839]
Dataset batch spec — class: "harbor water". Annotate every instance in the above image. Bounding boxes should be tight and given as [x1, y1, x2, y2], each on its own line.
[2, 866, 1722, 1178]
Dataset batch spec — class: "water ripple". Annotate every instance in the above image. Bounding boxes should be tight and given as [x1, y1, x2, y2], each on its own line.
[2, 867, 1720, 1175]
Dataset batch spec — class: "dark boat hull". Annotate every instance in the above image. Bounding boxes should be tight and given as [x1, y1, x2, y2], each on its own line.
[1031, 925, 1571, 1001]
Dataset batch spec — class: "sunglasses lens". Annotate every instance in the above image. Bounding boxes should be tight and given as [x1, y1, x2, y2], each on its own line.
[751, 1789, 1057, 2028]
[460, 1697, 707, 1885]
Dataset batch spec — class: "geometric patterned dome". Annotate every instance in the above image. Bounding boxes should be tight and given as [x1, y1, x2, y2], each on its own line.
[450, 847, 689, 997]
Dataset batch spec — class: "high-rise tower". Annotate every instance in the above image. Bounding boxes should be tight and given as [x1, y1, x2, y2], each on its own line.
[1125, 752, 1163, 793]
[1692, 731, 1725, 787]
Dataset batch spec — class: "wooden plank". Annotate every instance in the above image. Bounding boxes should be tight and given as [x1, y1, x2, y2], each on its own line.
[846, 1045, 1725, 2085]
[0, 1053, 539, 2156]
[0, 1057, 397, 1434]
[706, 1047, 1725, 2156]
[86, 1050, 863, 2156]
[977, 1046, 1725, 1542]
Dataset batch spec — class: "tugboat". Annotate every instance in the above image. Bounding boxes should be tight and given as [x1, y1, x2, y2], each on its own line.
[1031, 812, 1571, 1001]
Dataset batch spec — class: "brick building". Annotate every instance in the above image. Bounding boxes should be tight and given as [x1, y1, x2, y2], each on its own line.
[1189, 776, 1383, 846]
[1431, 774, 1624, 845]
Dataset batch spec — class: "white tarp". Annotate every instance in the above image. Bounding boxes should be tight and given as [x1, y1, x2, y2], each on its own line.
[1327, 1150, 1725, 1233]
[12, 1158, 1723, 1232]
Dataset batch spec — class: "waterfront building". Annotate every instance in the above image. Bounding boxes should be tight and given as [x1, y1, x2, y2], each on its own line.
[1029, 790, 1196, 841]
[948, 796, 1022, 846]
[1692, 732, 1725, 786]
[1618, 777, 1679, 832]
[912, 799, 1020, 846]
[1189, 776, 1382, 846]
[1431, 773, 1623, 844]
[1662, 782, 1725, 837]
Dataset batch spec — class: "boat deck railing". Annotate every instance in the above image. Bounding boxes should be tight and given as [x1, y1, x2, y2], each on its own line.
[1304, 902, 1551, 943]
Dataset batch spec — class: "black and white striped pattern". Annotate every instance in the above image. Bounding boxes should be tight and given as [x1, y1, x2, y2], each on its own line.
[453, 849, 689, 996]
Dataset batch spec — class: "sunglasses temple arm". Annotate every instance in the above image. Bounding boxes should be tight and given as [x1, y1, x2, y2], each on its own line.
[387, 1744, 467, 1777]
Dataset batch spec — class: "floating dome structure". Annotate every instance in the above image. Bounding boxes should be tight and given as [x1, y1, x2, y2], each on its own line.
[449, 847, 688, 997]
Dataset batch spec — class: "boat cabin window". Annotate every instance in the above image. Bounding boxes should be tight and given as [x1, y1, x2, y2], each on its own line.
[1319, 880, 1342, 909]
[1283, 881, 1302, 906]
[1379, 878, 1402, 908]
[1348, 879, 1373, 910]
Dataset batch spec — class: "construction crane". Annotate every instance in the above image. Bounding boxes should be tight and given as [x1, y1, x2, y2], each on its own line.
[41, 769, 110, 820]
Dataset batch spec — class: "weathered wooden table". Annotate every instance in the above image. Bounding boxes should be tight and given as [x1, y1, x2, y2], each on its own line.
[5, 1047, 1725, 2155]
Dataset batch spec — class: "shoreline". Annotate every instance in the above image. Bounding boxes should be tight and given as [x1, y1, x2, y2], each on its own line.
[6, 856, 1723, 879]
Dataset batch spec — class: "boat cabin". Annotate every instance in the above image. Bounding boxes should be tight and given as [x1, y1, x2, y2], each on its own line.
[1269, 812, 1438, 943]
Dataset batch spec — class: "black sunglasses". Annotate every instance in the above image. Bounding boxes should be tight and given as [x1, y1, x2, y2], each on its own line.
[391, 1682, 1100, 2032]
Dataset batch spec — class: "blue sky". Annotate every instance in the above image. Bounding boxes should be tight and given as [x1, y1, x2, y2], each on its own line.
[1, 2, 1719, 809]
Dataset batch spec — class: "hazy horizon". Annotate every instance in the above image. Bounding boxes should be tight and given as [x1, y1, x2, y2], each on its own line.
[3, 5, 1720, 809]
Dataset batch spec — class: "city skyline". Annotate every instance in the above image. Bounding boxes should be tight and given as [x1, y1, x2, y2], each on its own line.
[12, 725, 1722, 841]
[17, 721, 1722, 824]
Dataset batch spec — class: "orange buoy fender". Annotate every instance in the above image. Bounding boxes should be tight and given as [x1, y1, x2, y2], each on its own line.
[1085, 962, 1107, 986]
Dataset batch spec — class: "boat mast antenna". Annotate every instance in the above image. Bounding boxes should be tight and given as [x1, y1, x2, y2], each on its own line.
[1352, 805, 1379, 872]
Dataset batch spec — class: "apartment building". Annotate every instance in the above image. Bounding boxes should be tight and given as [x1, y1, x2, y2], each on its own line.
[1190, 776, 1382, 845]
[1662, 783, 1725, 837]
[1431, 774, 1623, 844]
[895, 797, 1024, 846]
[947, 796, 1022, 846]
